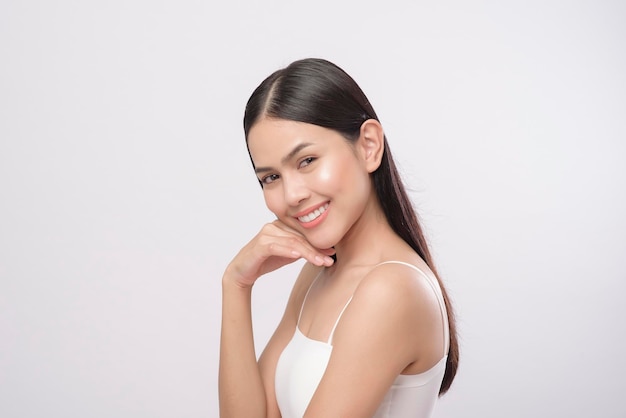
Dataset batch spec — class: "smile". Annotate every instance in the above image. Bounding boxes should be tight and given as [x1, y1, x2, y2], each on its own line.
[297, 203, 329, 223]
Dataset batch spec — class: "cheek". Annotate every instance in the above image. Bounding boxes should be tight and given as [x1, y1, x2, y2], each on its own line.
[316, 161, 336, 187]
[316, 156, 367, 194]
[317, 155, 351, 187]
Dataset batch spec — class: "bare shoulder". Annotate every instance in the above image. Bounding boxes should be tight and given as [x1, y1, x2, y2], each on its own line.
[313, 258, 447, 415]
[353, 260, 442, 314]
[333, 259, 446, 372]
[334, 258, 445, 342]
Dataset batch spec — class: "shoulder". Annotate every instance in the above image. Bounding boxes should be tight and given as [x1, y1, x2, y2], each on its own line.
[334, 260, 445, 353]
[353, 261, 441, 314]
[304, 261, 443, 416]
[334, 261, 439, 331]
[329, 260, 446, 370]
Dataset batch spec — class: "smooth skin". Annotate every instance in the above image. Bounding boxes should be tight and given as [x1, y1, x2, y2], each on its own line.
[219, 119, 445, 418]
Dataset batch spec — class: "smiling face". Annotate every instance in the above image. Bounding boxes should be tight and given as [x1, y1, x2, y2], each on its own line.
[247, 118, 376, 250]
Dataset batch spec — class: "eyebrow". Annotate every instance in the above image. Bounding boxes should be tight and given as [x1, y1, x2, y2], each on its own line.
[254, 142, 314, 174]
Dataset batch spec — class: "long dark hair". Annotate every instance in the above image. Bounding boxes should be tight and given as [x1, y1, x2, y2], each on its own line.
[243, 58, 458, 394]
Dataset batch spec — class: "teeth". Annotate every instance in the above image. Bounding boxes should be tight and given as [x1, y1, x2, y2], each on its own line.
[298, 204, 328, 223]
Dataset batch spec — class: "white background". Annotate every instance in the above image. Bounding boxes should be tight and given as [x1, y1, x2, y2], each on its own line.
[1, 1, 625, 417]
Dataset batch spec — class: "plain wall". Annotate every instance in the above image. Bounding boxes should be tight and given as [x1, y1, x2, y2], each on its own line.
[1, 1, 625, 417]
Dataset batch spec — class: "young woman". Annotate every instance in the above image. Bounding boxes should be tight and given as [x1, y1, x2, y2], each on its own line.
[219, 58, 459, 418]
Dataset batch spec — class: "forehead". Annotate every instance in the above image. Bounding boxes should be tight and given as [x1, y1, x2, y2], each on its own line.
[247, 118, 347, 164]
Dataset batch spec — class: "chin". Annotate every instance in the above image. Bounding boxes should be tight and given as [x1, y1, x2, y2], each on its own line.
[303, 234, 338, 251]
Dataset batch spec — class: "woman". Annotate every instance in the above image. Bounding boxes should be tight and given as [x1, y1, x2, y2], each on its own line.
[219, 58, 458, 418]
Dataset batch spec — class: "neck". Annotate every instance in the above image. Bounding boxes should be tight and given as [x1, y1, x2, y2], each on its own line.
[331, 194, 398, 269]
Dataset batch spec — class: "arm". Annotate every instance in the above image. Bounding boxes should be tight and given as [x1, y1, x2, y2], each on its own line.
[218, 222, 334, 418]
[304, 263, 446, 417]
[219, 278, 265, 418]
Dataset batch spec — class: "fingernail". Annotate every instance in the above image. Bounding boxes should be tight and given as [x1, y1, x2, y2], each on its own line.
[314, 255, 323, 265]
[324, 256, 334, 265]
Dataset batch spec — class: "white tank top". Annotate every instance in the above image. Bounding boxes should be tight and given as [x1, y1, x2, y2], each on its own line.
[275, 261, 450, 418]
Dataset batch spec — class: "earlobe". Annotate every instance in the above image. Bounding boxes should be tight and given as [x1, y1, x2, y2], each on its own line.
[359, 119, 385, 173]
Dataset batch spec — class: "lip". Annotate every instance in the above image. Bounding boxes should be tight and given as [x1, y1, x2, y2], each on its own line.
[293, 201, 329, 218]
[293, 201, 330, 229]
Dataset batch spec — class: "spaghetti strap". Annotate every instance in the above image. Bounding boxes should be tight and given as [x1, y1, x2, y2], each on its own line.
[329, 261, 447, 347]
[327, 296, 353, 345]
[375, 261, 450, 355]
[298, 262, 448, 353]
[297, 269, 324, 325]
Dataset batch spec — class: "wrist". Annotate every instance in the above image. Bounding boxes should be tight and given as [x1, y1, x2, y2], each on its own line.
[222, 267, 255, 291]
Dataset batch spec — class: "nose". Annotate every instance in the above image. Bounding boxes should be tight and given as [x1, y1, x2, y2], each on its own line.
[282, 175, 309, 207]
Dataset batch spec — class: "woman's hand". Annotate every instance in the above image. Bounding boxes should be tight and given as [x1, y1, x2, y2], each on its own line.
[224, 220, 335, 289]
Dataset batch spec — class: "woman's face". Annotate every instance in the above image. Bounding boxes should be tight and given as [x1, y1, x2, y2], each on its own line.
[247, 118, 373, 250]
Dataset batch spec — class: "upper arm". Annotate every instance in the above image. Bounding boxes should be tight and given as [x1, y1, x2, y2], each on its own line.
[257, 263, 322, 418]
[303, 264, 445, 417]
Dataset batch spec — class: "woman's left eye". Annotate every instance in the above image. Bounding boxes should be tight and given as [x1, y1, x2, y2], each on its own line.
[299, 157, 315, 168]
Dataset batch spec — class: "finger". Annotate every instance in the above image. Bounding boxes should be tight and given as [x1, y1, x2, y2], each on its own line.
[270, 219, 304, 237]
[260, 243, 327, 269]
[261, 224, 316, 253]
[269, 221, 335, 259]
[262, 236, 334, 267]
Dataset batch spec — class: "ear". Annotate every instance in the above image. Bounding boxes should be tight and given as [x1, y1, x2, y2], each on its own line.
[357, 119, 385, 173]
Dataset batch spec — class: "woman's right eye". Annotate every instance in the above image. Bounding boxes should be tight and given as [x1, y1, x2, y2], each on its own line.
[261, 173, 280, 185]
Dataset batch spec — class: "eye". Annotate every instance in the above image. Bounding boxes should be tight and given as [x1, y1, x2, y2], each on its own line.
[299, 157, 316, 168]
[261, 173, 280, 185]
